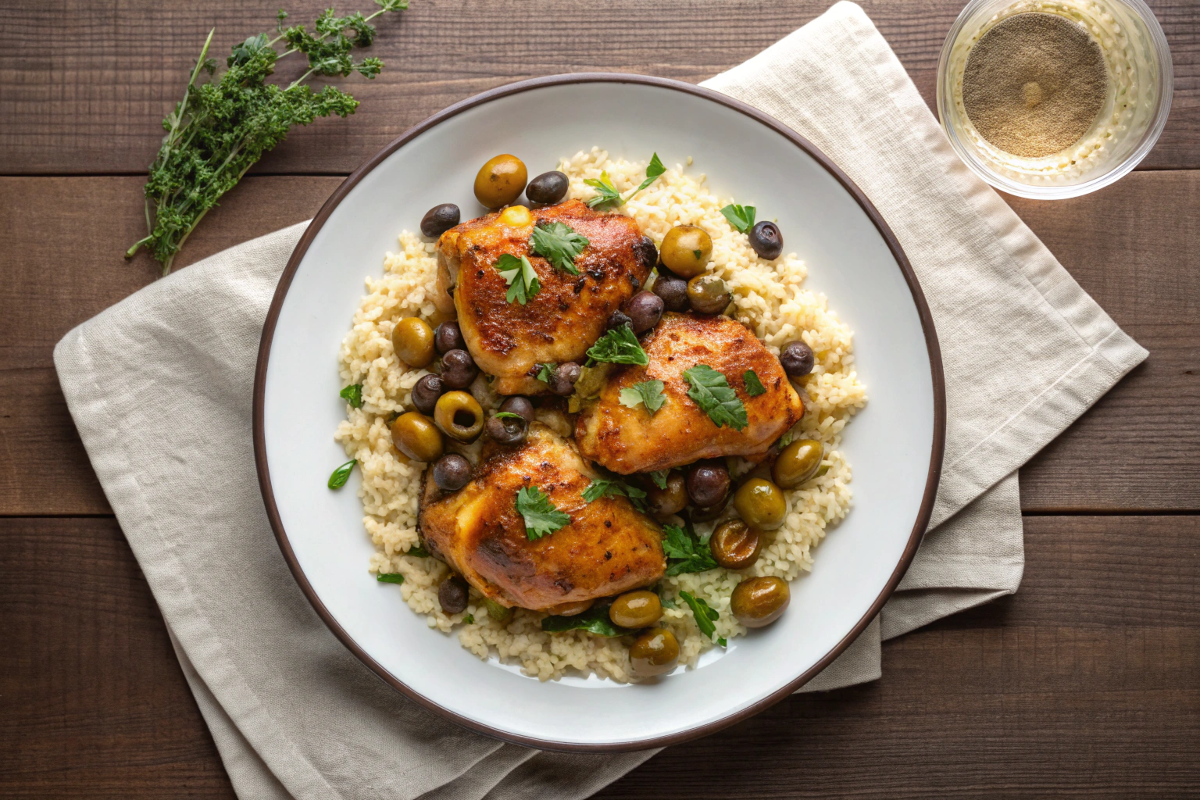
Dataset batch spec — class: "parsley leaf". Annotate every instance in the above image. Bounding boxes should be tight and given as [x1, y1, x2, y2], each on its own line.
[530, 221, 588, 275]
[720, 203, 757, 233]
[535, 363, 556, 384]
[495, 254, 540, 305]
[683, 365, 748, 431]
[376, 572, 404, 584]
[587, 324, 648, 366]
[125, 4, 408, 275]
[584, 172, 623, 209]
[743, 370, 766, 397]
[648, 470, 670, 490]
[632, 152, 666, 194]
[582, 479, 647, 511]
[662, 523, 719, 576]
[494, 411, 524, 421]
[619, 379, 667, 414]
[679, 591, 726, 646]
[584, 154, 666, 209]
[463, 613, 475, 624]
[516, 486, 570, 540]
[406, 544, 430, 557]
[327, 459, 355, 489]
[339, 384, 364, 408]
[542, 604, 628, 637]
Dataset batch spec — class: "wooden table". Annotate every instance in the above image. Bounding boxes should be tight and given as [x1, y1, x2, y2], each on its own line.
[1, 1, 1196, 796]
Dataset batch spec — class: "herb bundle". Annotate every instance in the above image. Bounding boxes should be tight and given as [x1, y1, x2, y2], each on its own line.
[126, 2, 409, 275]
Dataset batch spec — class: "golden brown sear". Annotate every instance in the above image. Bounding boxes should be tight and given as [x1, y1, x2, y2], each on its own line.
[418, 423, 665, 611]
[575, 313, 804, 474]
[434, 199, 655, 395]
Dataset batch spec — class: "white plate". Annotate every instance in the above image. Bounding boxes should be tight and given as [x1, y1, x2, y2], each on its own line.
[254, 74, 944, 751]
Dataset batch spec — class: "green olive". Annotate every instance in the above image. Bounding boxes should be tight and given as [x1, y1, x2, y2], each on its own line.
[733, 478, 787, 530]
[484, 597, 513, 624]
[609, 591, 663, 629]
[659, 225, 713, 277]
[646, 473, 688, 519]
[731, 576, 790, 628]
[391, 317, 436, 368]
[390, 411, 444, 462]
[709, 519, 762, 570]
[433, 390, 484, 442]
[629, 627, 679, 678]
[773, 439, 824, 489]
[473, 154, 528, 209]
[686, 274, 731, 315]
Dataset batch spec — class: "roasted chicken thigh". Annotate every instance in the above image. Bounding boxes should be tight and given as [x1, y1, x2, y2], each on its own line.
[435, 199, 655, 395]
[418, 422, 665, 611]
[576, 313, 804, 474]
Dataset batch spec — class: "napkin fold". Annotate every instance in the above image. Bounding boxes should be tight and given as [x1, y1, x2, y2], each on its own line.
[55, 3, 1146, 798]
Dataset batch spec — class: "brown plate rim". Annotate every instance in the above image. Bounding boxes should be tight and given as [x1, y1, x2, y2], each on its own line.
[253, 72, 946, 753]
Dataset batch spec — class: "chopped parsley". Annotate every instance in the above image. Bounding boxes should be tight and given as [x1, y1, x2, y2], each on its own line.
[494, 411, 524, 421]
[463, 613, 475, 624]
[535, 363, 556, 384]
[339, 384, 363, 408]
[495, 253, 540, 305]
[376, 572, 404, 584]
[542, 604, 627, 637]
[584, 153, 665, 209]
[743, 369, 766, 396]
[582, 479, 647, 511]
[683, 365, 748, 430]
[720, 203, 756, 233]
[662, 523, 718, 576]
[406, 544, 430, 557]
[647, 470, 670, 490]
[679, 591, 726, 646]
[515, 486, 570, 540]
[530, 221, 588, 275]
[619, 379, 666, 414]
[780, 431, 795, 448]
[587, 324, 648, 366]
[327, 459, 355, 489]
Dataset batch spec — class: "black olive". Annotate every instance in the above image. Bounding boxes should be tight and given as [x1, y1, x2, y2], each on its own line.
[634, 236, 658, 271]
[653, 272, 689, 312]
[625, 291, 664, 333]
[486, 414, 527, 445]
[780, 341, 815, 377]
[434, 320, 465, 354]
[686, 461, 730, 508]
[526, 171, 570, 205]
[421, 204, 461, 238]
[440, 349, 478, 389]
[549, 362, 581, 396]
[432, 453, 472, 492]
[607, 310, 633, 331]
[411, 374, 446, 415]
[438, 576, 470, 614]
[749, 221, 783, 260]
[499, 395, 535, 424]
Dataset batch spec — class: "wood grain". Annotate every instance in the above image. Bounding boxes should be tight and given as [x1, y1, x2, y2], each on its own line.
[0, 0, 1196, 176]
[2, 514, 1195, 798]
[0, 171, 1195, 515]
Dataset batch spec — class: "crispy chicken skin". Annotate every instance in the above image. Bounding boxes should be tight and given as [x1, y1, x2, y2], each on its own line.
[417, 423, 665, 611]
[575, 313, 804, 475]
[435, 199, 655, 395]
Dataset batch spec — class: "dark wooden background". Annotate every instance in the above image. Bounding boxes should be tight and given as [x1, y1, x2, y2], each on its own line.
[1, 1, 1197, 797]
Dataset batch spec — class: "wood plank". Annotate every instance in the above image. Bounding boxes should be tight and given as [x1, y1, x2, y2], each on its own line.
[1, 514, 1195, 797]
[0, 517, 235, 799]
[0, 0, 1196, 176]
[0, 171, 1194, 516]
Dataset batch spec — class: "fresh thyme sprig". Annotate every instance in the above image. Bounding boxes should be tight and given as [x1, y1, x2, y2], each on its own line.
[126, 2, 409, 275]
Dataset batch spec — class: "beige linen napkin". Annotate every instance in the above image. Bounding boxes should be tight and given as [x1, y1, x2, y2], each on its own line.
[55, 2, 1146, 797]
